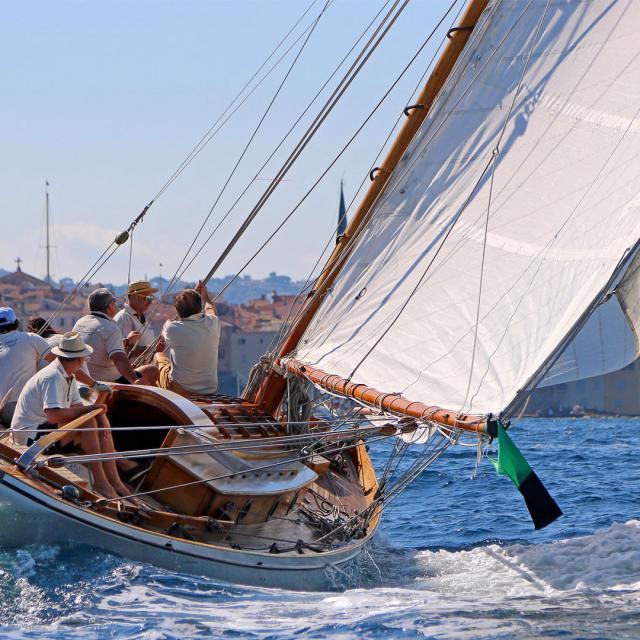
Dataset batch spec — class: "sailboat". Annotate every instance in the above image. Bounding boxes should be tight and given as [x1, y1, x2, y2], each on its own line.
[1, 0, 639, 589]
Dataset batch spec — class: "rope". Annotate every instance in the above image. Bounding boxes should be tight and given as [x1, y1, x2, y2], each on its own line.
[92, 434, 394, 506]
[152, 0, 323, 204]
[200, 0, 412, 292]
[345, 0, 534, 380]
[210, 0, 461, 303]
[161, 0, 334, 298]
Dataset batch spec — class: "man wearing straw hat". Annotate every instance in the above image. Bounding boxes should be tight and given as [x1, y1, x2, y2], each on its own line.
[11, 332, 134, 501]
[114, 279, 161, 358]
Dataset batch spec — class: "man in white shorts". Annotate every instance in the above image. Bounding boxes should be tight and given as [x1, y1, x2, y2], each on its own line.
[10, 332, 133, 501]
[0, 307, 52, 426]
[73, 288, 158, 386]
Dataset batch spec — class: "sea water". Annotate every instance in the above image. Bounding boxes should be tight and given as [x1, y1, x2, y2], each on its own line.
[0, 417, 638, 639]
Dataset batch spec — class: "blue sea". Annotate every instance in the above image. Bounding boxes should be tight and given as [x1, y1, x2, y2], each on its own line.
[0, 417, 638, 639]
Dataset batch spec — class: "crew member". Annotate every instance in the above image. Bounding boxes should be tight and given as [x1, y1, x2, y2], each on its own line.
[0, 307, 51, 426]
[155, 281, 220, 395]
[73, 288, 158, 386]
[114, 280, 161, 358]
[10, 332, 134, 501]
[27, 316, 57, 339]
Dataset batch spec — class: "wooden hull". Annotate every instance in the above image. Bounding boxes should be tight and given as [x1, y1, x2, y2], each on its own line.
[0, 385, 381, 590]
[0, 474, 369, 591]
[0, 471, 371, 590]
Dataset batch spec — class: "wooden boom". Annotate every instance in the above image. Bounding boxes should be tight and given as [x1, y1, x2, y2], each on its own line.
[287, 360, 488, 434]
[256, 0, 492, 414]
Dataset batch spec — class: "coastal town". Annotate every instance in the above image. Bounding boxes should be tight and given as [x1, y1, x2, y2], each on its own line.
[0, 262, 304, 397]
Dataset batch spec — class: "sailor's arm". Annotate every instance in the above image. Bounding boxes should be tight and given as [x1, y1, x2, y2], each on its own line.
[45, 403, 106, 425]
[111, 352, 143, 384]
[196, 280, 216, 316]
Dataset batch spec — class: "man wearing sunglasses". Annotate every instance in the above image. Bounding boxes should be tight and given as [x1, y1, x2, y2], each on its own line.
[73, 288, 158, 386]
[114, 280, 160, 358]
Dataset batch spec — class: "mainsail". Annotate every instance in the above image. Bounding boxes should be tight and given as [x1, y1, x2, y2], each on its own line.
[292, 0, 640, 418]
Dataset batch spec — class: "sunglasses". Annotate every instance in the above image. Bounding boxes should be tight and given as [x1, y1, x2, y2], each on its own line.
[136, 294, 155, 302]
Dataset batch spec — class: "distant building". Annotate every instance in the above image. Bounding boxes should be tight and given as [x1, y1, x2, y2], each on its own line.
[528, 361, 640, 416]
[0, 266, 86, 332]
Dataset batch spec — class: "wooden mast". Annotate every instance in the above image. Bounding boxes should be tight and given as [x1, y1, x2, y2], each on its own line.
[255, 0, 491, 418]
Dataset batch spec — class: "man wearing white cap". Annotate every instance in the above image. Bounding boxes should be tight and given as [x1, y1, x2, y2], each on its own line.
[11, 332, 133, 501]
[114, 280, 160, 358]
[0, 306, 52, 426]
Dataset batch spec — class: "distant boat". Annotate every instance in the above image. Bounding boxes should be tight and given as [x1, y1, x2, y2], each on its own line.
[2, 0, 639, 588]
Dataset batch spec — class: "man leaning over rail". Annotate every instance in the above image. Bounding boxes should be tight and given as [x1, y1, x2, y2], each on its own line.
[10, 332, 135, 501]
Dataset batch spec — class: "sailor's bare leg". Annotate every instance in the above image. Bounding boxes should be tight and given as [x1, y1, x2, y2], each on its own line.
[135, 364, 159, 386]
[67, 429, 120, 500]
[94, 414, 139, 500]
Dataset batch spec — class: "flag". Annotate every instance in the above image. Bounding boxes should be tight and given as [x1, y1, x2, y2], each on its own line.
[490, 423, 562, 530]
[337, 180, 347, 243]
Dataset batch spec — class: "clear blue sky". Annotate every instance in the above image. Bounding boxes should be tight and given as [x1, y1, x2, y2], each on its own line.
[0, 0, 459, 285]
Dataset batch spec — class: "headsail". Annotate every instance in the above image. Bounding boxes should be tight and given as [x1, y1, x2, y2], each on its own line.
[294, 0, 640, 417]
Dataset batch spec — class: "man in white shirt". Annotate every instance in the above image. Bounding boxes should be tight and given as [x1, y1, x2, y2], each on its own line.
[0, 307, 52, 426]
[155, 281, 220, 395]
[73, 288, 158, 386]
[114, 280, 160, 358]
[11, 332, 133, 501]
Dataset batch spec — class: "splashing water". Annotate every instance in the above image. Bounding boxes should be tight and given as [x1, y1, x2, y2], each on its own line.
[0, 418, 638, 639]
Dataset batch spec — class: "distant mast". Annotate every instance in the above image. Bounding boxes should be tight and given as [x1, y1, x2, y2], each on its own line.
[45, 180, 51, 284]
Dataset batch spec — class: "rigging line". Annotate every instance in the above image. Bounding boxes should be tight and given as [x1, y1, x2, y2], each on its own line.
[43, 422, 397, 464]
[128, 0, 403, 369]
[501, 111, 640, 420]
[309, 439, 455, 544]
[152, 0, 322, 204]
[47, 2, 324, 330]
[163, 0, 334, 298]
[20, 414, 393, 435]
[344, 0, 534, 380]
[461, 0, 550, 414]
[93, 434, 392, 505]
[199, 0, 410, 290]
[275, 0, 465, 357]
[127, 228, 134, 286]
[210, 1, 466, 304]
[165, 0, 394, 298]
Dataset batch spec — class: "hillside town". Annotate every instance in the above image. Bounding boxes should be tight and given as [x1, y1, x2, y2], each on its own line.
[0, 263, 304, 397]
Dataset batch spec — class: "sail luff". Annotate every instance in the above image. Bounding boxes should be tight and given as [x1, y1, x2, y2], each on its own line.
[256, 0, 492, 413]
[293, 1, 640, 417]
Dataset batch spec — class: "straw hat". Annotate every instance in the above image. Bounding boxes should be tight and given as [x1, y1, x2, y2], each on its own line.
[51, 332, 93, 359]
[127, 280, 158, 296]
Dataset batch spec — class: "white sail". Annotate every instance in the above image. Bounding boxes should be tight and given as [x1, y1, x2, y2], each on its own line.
[537, 296, 637, 388]
[295, 0, 640, 416]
